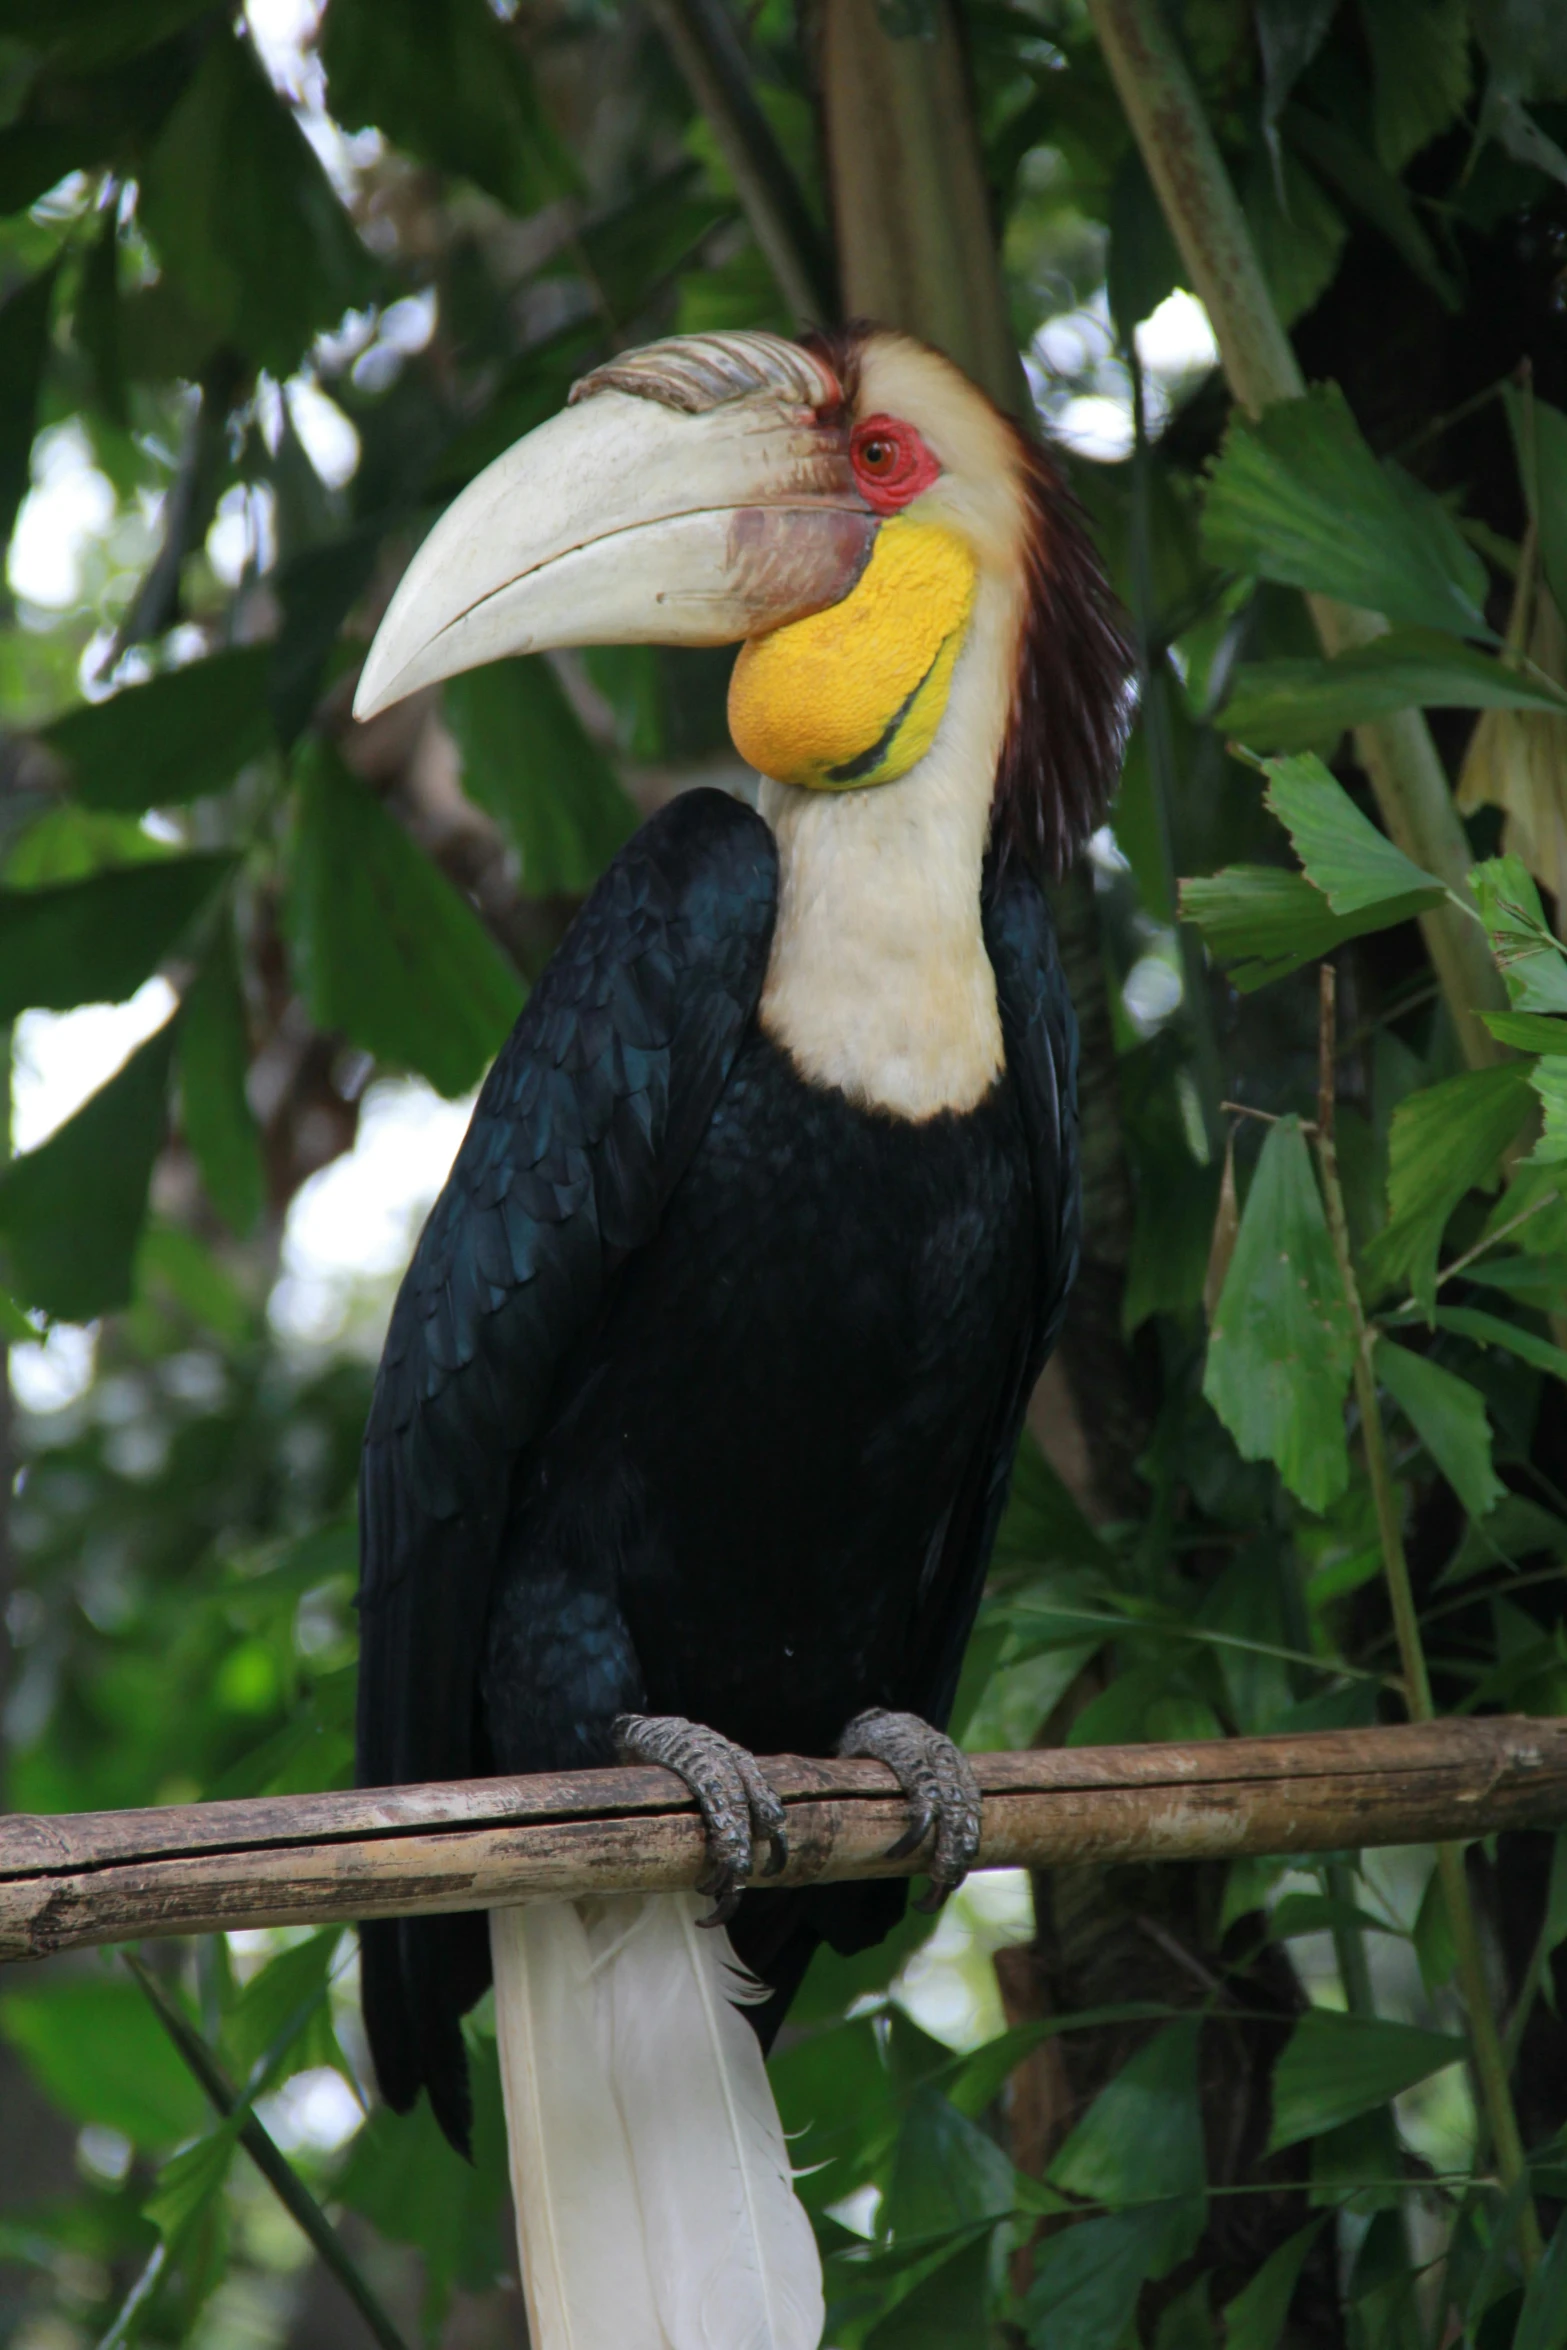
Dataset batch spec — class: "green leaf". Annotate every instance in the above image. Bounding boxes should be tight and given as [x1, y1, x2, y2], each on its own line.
[1023, 2205, 1201, 2350]
[1267, 2009, 1466, 2152]
[1180, 865, 1436, 990]
[1440, 1492, 1567, 1584]
[1539, 1833, 1567, 2018]
[0, 855, 231, 1018]
[38, 648, 275, 811]
[1412, 1862, 1457, 1994]
[1363, 0, 1472, 170]
[321, 0, 576, 217]
[1254, 0, 1337, 146]
[1484, 1012, 1567, 1054]
[1202, 384, 1492, 637]
[0, 1015, 176, 1320]
[1049, 2020, 1205, 2207]
[0, 1978, 207, 2149]
[1515, 2213, 1567, 2350]
[336, 2022, 511, 2336]
[0, 259, 59, 560]
[1470, 1253, 1567, 1313]
[76, 200, 126, 430]
[1281, 106, 1459, 311]
[993, 1430, 1110, 1572]
[222, 1930, 344, 2085]
[1532, 1057, 1567, 1165]
[146, 2126, 238, 2245]
[1222, 630, 1567, 752]
[1266, 1893, 1398, 1943]
[863, 2230, 993, 2350]
[1155, 2274, 1216, 2350]
[1433, 1304, 1567, 1385]
[3, 804, 169, 887]
[1375, 1338, 1506, 1522]
[1222, 2218, 1325, 2350]
[884, 2088, 1020, 2244]
[179, 921, 264, 1238]
[572, 163, 733, 329]
[10, 0, 215, 69]
[1470, 855, 1567, 1015]
[1241, 144, 1346, 329]
[137, 1220, 258, 1350]
[1107, 144, 1183, 337]
[287, 739, 523, 1098]
[443, 658, 638, 898]
[943, 2024, 1059, 2123]
[1204, 1117, 1357, 1513]
[138, 29, 377, 376]
[1514, 391, 1567, 621]
[0, 126, 99, 216]
[270, 524, 382, 749]
[788, 1903, 935, 2027]
[1306, 2104, 1404, 2210]
[1262, 750, 1445, 914]
[1361, 1063, 1535, 1311]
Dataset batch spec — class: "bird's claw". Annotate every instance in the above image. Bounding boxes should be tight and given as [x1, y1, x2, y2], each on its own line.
[612, 1712, 789, 1926]
[837, 1708, 983, 1913]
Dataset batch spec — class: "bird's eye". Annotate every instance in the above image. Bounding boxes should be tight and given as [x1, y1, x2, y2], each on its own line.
[850, 415, 940, 512]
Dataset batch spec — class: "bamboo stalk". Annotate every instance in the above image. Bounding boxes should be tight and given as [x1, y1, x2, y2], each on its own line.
[3, 1721, 1565, 1965]
[1086, 0, 1508, 1070]
[817, 0, 1026, 413]
[1313, 968, 1543, 2268]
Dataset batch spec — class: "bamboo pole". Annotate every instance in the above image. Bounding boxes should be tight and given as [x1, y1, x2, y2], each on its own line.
[3, 1718, 1564, 1965]
[1087, 0, 1508, 1070]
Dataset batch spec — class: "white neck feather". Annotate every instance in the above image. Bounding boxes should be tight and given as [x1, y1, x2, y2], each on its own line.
[757, 569, 1015, 1122]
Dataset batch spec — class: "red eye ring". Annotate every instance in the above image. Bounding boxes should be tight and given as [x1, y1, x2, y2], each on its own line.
[850, 414, 940, 513]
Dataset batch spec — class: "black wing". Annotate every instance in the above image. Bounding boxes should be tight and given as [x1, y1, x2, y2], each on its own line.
[356, 788, 777, 2145]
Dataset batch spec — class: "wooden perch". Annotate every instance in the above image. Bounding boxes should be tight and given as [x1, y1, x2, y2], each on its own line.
[4, 1717, 1565, 1966]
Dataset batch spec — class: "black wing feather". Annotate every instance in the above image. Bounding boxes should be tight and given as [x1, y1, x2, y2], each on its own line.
[356, 789, 777, 2144]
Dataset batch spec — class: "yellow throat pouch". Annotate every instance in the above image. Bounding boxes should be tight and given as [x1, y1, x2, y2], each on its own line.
[728, 519, 977, 791]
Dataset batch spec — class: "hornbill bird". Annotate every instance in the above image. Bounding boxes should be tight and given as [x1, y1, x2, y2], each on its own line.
[352, 325, 1131, 2350]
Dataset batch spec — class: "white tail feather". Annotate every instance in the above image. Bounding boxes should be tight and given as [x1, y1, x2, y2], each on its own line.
[597, 1894, 824, 2350]
[489, 1903, 665, 2349]
[490, 1894, 824, 2350]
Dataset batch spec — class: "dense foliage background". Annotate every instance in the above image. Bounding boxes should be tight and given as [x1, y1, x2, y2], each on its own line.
[1, 0, 1566, 2344]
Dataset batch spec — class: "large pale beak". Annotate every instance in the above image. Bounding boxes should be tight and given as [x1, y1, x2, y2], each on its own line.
[353, 377, 875, 722]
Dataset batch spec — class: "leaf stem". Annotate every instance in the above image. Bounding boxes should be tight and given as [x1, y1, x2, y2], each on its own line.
[125, 1955, 412, 2350]
[1433, 1192, 1558, 1293]
[1310, 969, 1542, 2271]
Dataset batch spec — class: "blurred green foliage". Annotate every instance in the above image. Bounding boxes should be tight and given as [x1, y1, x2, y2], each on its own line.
[0, 2, 1565, 2347]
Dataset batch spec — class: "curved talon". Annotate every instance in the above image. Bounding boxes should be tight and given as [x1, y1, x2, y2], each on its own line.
[837, 1707, 982, 1907]
[612, 1711, 787, 1923]
[883, 1794, 936, 1864]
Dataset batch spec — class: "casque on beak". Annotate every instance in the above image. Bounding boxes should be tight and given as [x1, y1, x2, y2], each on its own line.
[352, 332, 877, 722]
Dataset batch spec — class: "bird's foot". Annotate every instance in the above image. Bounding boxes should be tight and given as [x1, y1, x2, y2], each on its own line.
[612, 1713, 788, 1926]
[837, 1708, 982, 1913]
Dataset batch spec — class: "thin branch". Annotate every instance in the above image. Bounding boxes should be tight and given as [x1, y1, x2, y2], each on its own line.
[125, 1957, 412, 2350]
[5, 1723, 1566, 1963]
[646, 0, 835, 327]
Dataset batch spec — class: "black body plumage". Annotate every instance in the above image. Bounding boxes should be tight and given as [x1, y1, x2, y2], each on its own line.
[356, 787, 1079, 2152]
